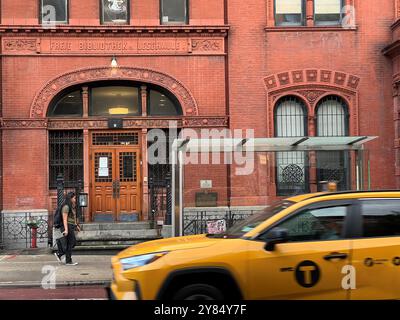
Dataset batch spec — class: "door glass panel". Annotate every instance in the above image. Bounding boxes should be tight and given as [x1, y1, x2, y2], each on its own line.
[119, 152, 137, 182]
[277, 206, 348, 242]
[95, 152, 112, 183]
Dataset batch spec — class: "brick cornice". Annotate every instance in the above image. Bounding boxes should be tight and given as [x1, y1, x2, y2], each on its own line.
[0, 25, 229, 37]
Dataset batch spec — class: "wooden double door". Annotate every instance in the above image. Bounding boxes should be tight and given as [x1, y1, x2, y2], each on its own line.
[90, 137, 141, 221]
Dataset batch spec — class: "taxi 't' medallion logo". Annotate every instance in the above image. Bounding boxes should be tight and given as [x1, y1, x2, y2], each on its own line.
[295, 260, 320, 288]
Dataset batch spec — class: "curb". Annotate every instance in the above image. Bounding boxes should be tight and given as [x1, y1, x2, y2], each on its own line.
[0, 280, 110, 288]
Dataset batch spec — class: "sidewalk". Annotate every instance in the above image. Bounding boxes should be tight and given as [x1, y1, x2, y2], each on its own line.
[0, 249, 113, 288]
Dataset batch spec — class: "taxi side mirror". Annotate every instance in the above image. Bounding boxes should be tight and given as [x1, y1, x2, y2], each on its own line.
[263, 227, 289, 251]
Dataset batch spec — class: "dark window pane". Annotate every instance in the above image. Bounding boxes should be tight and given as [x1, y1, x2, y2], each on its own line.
[361, 200, 400, 238]
[123, 156, 133, 179]
[148, 90, 182, 116]
[102, 0, 129, 24]
[277, 206, 348, 242]
[275, 0, 304, 26]
[161, 0, 187, 24]
[48, 90, 83, 117]
[314, 0, 342, 26]
[90, 86, 140, 116]
[41, 0, 68, 23]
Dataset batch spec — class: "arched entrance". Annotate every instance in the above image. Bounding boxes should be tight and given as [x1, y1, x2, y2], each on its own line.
[46, 78, 184, 222]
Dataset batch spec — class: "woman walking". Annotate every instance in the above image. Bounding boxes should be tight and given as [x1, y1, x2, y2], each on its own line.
[54, 192, 81, 265]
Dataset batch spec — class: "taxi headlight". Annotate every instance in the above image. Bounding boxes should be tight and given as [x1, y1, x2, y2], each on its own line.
[120, 252, 168, 271]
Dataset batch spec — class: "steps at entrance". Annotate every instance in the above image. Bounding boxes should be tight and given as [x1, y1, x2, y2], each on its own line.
[75, 222, 161, 251]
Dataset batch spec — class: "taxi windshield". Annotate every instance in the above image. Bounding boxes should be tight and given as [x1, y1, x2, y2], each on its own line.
[221, 200, 295, 238]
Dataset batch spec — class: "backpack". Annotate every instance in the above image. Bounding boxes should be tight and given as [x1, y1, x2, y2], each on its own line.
[53, 205, 63, 229]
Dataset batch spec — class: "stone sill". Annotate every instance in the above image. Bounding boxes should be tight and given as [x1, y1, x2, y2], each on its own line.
[0, 25, 230, 36]
[265, 26, 357, 32]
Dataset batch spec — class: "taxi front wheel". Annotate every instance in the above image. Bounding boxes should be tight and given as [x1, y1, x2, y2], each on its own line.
[172, 283, 225, 300]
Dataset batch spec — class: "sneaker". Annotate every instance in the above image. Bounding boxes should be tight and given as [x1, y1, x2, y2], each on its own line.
[65, 261, 78, 266]
[54, 253, 63, 263]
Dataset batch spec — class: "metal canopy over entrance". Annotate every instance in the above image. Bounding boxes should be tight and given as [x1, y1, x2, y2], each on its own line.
[172, 136, 376, 153]
[171, 136, 378, 237]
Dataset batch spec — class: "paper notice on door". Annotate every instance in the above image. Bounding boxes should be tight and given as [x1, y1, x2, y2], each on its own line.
[99, 157, 108, 168]
[99, 167, 109, 177]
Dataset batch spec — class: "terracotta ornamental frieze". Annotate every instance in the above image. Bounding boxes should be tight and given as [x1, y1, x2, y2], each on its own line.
[0, 117, 229, 129]
[2, 37, 225, 55]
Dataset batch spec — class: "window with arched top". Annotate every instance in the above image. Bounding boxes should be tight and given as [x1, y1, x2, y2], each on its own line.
[148, 88, 183, 116]
[47, 82, 183, 117]
[316, 95, 350, 191]
[47, 89, 83, 117]
[274, 96, 309, 196]
[316, 95, 349, 137]
[275, 95, 308, 137]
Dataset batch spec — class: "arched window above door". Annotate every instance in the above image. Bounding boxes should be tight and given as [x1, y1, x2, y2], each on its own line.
[47, 89, 83, 117]
[148, 88, 183, 116]
[47, 82, 183, 117]
[90, 85, 140, 116]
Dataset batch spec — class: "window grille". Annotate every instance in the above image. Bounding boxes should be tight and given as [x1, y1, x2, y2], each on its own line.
[274, 96, 309, 196]
[92, 132, 139, 146]
[49, 130, 83, 189]
[316, 95, 350, 191]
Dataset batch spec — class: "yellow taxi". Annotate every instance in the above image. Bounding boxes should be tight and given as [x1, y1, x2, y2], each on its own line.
[108, 190, 400, 300]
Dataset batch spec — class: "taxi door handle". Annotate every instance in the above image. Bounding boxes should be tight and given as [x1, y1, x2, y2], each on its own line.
[324, 252, 348, 261]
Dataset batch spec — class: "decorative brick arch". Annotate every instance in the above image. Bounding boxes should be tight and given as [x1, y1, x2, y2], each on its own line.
[263, 69, 360, 137]
[30, 66, 199, 118]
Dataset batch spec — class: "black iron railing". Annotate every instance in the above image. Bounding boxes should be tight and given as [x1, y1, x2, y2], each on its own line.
[149, 172, 172, 227]
[183, 210, 257, 236]
[0, 212, 50, 249]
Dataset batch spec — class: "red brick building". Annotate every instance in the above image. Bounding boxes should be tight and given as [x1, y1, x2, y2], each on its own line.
[0, 0, 398, 236]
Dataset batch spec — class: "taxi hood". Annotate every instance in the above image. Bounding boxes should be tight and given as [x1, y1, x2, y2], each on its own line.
[117, 234, 222, 258]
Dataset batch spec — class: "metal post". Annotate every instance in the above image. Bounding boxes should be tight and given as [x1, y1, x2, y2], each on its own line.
[165, 172, 172, 225]
[76, 179, 83, 223]
[149, 176, 155, 228]
[355, 148, 365, 191]
[0, 211, 3, 249]
[56, 173, 64, 209]
[178, 149, 184, 237]
[171, 148, 176, 237]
